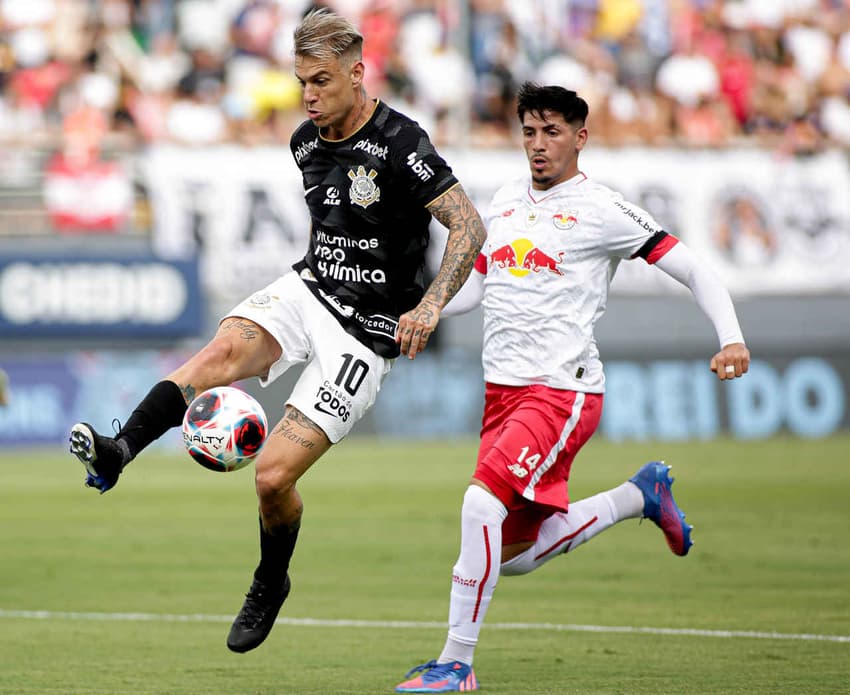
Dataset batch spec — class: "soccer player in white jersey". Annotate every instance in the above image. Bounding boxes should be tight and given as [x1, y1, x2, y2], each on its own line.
[395, 83, 750, 693]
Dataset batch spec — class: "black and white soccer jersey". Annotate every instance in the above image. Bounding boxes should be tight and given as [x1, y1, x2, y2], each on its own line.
[290, 99, 458, 358]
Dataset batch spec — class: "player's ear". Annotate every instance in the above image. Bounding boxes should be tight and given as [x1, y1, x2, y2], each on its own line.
[575, 126, 588, 150]
[350, 60, 364, 88]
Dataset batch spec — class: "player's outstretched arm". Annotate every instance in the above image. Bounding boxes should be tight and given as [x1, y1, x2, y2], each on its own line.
[653, 241, 751, 381]
[396, 185, 486, 359]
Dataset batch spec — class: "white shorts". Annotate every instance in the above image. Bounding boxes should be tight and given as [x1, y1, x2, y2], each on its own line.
[225, 272, 393, 443]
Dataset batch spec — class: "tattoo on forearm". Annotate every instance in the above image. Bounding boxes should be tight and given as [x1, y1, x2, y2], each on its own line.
[220, 318, 261, 341]
[427, 185, 487, 306]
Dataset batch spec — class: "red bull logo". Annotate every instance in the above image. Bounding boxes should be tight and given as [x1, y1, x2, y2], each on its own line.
[552, 209, 578, 230]
[489, 244, 517, 268]
[488, 238, 565, 277]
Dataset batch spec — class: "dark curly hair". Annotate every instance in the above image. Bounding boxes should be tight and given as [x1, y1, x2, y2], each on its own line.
[517, 82, 589, 129]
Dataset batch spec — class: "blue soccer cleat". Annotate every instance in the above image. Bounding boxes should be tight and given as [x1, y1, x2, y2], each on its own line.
[629, 461, 693, 556]
[395, 660, 479, 693]
[68, 422, 126, 494]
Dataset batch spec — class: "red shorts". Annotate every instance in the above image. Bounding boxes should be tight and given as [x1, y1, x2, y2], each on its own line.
[473, 383, 603, 544]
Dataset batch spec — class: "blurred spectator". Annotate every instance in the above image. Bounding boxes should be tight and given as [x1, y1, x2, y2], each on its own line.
[43, 103, 133, 232]
[231, 0, 282, 59]
[673, 94, 736, 147]
[166, 47, 229, 145]
[0, 0, 848, 151]
[783, 11, 833, 84]
[397, 4, 474, 144]
[748, 50, 810, 145]
[599, 83, 673, 145]
[138, 32, 190, 95]
[717, 30, 756, 129]
[469, 1, 531, 142]
[595, 0, 643, 48]
[615, 29, 662, 93]
[655, 38, 720, 109]
[777, 113, 826, 157]
[359, 0, 400, 94]
[815, 39, 850, 146]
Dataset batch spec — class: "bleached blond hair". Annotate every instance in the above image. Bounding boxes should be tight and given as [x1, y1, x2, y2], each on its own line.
[293, 8, 363, 65]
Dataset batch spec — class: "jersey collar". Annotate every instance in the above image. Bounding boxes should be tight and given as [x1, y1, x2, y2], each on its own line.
[527, 171, 587, 204]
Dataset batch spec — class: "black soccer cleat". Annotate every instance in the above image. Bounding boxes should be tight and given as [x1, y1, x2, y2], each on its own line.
[227, 575, 291, 653]
[68, 422, 125, 494]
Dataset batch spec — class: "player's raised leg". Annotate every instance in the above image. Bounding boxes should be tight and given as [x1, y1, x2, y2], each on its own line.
[68, 421, 134, 494]
[499, 480, 644, 575]
[68, 379, 187, 493]
[500, 462, 692, 576]
[67, 318, 280, 493]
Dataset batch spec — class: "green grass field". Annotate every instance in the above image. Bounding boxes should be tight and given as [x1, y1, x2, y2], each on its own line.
[1, 435, 848, 694]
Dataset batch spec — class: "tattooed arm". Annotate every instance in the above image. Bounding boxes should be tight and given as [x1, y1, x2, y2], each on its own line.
[396, 184, 486, 360]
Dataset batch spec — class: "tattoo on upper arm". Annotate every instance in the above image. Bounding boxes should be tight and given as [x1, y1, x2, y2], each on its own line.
[426, 185, 487, 305]
[220, 318, 261, 341]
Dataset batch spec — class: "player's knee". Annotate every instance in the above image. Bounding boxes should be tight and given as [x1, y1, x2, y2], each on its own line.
[499, 549, 535, 576]
[194, 337, 239, 377]
[462, 485, 508, 526]
[255, 462, 297, 510]
[206, 323, 277, 381]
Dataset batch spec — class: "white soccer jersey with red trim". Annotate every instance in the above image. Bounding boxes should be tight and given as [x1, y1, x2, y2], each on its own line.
[479, 172, 675, 392]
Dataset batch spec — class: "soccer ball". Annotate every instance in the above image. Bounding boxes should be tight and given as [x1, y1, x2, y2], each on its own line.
[182, 386, 268, 472]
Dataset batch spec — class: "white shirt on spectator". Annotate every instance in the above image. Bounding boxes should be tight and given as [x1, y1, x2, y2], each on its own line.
[655, 50, 719, 107]
[784, 23, 833, 83]
[166, 99, 227, 145]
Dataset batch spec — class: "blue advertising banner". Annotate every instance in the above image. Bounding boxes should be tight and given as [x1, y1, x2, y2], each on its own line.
[0, 351, 190, 448]
[0, 351, 846, 449]
[0, 254, 202, 338]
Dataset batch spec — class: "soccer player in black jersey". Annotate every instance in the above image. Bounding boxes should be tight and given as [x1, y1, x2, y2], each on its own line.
[67, 9, 486, 654]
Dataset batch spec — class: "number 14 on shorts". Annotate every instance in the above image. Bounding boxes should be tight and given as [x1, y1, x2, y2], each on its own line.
[507, 446, 541, 479]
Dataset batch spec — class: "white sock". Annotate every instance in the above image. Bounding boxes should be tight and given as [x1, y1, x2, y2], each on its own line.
[610, 480, 646, 519]
[501, 482, 641, 576]
[438, 485, 507, 666]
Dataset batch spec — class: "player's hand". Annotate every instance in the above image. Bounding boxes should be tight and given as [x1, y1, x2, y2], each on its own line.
[396, 298, 440, 359]
[710, 342, 750, 381]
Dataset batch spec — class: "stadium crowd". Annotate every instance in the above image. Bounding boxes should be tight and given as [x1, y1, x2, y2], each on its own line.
[0, 0, 848, 153]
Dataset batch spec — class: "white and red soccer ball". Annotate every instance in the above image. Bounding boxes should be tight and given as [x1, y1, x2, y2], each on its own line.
[182, 386, 268, 472]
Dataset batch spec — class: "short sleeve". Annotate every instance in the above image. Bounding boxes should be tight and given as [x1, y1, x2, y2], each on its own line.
[602, 192, 666, 259]
[390, 122, 458, 207]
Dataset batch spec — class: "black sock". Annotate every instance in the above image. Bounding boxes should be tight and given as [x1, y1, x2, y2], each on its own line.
[254, 516, 300, 588]
[117, 380, 187, 461]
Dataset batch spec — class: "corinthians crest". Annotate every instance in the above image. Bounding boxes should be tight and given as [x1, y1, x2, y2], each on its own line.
[348, 165, 380, 208]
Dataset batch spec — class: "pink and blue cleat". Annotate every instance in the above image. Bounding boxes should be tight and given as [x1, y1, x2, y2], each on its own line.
[395, 660, 478, 693]
[629, 461, 693, 556]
